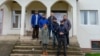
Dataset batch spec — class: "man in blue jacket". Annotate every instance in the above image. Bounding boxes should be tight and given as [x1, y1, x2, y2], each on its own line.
[31, 10, 42, 39]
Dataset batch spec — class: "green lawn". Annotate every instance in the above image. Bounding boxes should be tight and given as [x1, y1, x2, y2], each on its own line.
[85, 53, 100, 56]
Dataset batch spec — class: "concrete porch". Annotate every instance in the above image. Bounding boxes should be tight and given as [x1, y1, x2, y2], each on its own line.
[0, 35, 84, 56]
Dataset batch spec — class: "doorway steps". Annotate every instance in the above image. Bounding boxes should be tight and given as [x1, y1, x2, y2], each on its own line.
[10, 37, 84, 56]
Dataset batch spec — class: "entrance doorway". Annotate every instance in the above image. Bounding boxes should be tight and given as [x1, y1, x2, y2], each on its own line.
[52, 11, 67, 24]
[26, 1, 46, 31]
[51, 1, 72, 37]
[0, 9, 3, 35]
[31, 10, 46, 15]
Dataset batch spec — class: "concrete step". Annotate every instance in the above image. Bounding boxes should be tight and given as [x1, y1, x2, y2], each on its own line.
[10, 53, 84, 56]
[12, 49, 83, 55]
[14, 45, 81, 51]
[15, 43, 80, 47]
[10, 37, 83, 56]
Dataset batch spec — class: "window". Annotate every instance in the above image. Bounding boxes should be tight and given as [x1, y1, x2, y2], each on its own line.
[12, 11, 21, 29]
[31, 10, 46, 15]
[80, 10, 98, 25]
[91, 41, 100, 50]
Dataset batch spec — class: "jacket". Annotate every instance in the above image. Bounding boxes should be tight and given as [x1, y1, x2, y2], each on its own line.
[39, 17, 48, 28]
[63, 19, 71, 31]
[31, 14, 42, 28]
[48, 16, 57, 30]
[52, 21, 59, 33]
[57, 24, 67, 38]
[41, 28, 49, 44]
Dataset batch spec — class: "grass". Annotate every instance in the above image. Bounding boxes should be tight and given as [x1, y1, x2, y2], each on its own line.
[85, 53, 100, 56]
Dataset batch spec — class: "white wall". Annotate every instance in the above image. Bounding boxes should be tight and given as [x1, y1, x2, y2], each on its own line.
[51, 2, 69, 10]
[0, 0, 76, 37]
[0, 2, 21, 35]
[0, 5, 11, 35]
[2, 0, 99, 49]
[0, 0, 74, 36]
[77, 0, 100, 48]
[25, 2, 46, 31]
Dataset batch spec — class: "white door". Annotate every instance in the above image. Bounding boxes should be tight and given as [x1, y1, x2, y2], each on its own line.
[54, 12, 72, 37]
[0, 10, 3, 35]
[54, 13, 67, 24]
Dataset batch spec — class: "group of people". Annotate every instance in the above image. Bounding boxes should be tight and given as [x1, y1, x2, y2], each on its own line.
[31, 10, 71, 56]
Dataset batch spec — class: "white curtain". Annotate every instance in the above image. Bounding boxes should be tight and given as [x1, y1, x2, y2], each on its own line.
[80, 11, 88, 25]
[54, 13, 67, 24]
[89, 11, 97, 25]
[81, 11, 85, 24]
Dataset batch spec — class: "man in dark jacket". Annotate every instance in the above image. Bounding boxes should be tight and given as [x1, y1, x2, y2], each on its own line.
[31, 10, 42, 39]
[57, 20, 67, 56]
[63, 15, 71, 46]
[52, 18, 59, 48]
[48, 12, 57, 39]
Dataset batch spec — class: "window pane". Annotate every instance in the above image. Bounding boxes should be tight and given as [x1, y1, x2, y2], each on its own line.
[92, 41, 100, 50]
[13, 16, 19, 28]
[89, 11, 98, 25]
[15, 11, 21, 14]
[81, 11, 88, 25]
[84, 11, 88, 24]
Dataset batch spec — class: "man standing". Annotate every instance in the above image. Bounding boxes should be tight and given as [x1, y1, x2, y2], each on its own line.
[63, 15, 71, 46]
[31, 10, 42, 39]
[48, 12, 57, 39]
[57, 20, 67, 56]
[52, 18, 59, 48]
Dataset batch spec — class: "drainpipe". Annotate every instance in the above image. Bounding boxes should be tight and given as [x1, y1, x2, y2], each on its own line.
[76, 0, 79, 37]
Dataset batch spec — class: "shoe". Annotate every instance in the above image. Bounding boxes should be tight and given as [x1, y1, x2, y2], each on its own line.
[53, 46, 56, 49]
[45, 51, 48, 56]
[42, 51, 45, 55]
[36, 38, 39, 40]
[36, 37, 39, 40]
[67, 45, 69, 48]
[40, 41, 42, 45]
[32, 48, 35, 51]
[49, 37, 51, 39]
[32, 38, 35, 40]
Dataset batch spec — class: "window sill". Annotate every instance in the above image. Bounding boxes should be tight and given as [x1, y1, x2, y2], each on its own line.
[79, 24, 99, 26]
[11, 28, 20, 30]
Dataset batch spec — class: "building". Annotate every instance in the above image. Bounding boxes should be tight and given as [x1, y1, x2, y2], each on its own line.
[0, 0, 100, 52]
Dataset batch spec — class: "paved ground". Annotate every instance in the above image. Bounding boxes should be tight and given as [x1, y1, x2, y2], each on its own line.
[0, 41, 16, 56]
